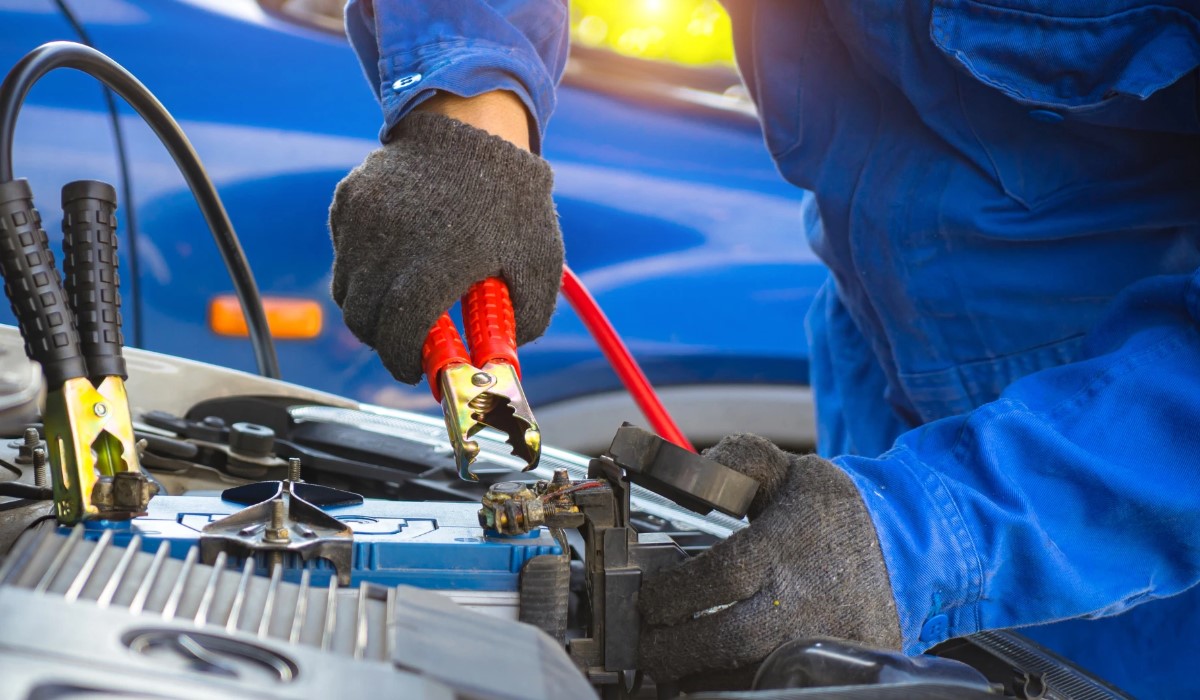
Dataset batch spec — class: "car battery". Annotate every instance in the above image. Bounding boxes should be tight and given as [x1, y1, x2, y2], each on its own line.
[69, 495, 561, 620]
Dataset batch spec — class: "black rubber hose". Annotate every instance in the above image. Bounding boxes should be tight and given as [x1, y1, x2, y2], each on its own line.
[0, 481, 52, 500]
[0, 41, 280, 378]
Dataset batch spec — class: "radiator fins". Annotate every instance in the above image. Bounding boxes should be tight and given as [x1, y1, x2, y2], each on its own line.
[0, 523, 595, 700]
[1, 523, 397, 661]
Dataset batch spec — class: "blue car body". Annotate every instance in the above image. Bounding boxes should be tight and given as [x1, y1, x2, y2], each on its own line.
[0, 0, 819, 450]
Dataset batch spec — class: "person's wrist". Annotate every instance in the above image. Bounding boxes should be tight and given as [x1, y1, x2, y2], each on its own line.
[412, 90, 532, 151]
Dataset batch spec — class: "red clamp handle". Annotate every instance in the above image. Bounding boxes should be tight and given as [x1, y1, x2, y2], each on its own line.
[421, 311, 470, 402]
[422, 277, 521, 402]
[462, 277, 521, 376]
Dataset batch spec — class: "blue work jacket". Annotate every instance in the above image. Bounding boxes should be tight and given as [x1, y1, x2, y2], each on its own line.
[346, 1, 1200, 696]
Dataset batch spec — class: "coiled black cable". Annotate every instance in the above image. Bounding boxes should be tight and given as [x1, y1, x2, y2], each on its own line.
[0, 41, 280, 378]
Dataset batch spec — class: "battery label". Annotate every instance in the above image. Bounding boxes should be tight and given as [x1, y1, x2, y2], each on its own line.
[72, 495, 561, 591]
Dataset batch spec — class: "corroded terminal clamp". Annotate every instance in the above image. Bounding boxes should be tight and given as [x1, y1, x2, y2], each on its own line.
[422, 278, 541, 480]
[479, 469, 599, 536]
[0, 179, 155, 523]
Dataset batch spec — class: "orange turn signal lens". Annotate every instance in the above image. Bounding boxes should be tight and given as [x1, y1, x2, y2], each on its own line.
[209, 295, 323, 340]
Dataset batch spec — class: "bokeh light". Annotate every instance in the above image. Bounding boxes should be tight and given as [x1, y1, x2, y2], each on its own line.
[570, 0, 734, 67]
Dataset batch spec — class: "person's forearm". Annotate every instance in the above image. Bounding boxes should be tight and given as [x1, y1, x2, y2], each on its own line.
[413, 91, 532, 151]
[345, 0, 568, 149]
[836, 269, 1200, 653]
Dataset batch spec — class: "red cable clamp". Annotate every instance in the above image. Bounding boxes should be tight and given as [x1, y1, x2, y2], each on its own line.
[422, 277, 541, 480]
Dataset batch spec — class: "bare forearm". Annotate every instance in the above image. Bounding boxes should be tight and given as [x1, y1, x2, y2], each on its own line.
[413, 91, 533, 151]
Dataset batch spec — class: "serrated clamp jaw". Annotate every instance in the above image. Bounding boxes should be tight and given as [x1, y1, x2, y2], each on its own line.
[437, 361, 541, 481]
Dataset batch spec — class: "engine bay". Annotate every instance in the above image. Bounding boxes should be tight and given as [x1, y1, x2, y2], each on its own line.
[0, 332, 1133, 699]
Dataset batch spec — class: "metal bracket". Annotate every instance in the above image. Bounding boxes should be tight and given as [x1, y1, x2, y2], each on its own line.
[199, 477, 356, 584]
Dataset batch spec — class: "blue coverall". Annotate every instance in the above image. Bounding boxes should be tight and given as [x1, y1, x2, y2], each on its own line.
[345, 1, 1200, 696]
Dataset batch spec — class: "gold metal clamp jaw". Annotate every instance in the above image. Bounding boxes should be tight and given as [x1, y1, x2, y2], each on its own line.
[423, 278, 542, 481]
[437, 359, 541, 480]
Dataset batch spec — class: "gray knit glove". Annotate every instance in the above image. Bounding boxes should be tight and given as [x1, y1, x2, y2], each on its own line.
[638, 434, 902, 686]
[329, 113, 563, 384]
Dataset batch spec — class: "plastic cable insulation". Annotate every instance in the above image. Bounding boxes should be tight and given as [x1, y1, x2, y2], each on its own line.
[463, 277, 520, 371]
[420, 312, 470, 403]
[0, 41, 279, 378]
[61, 180, 126, 381]
[560, 265, 695, 452]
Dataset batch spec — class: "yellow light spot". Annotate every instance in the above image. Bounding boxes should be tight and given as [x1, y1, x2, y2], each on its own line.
[576, 15, 609, 46]
[773, 600, 780, 606]
[569, 0, 734, 67]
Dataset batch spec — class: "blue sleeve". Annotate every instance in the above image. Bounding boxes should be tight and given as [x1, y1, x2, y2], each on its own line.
[344, 0, 569, 149]
[834, 268, 1200, 653]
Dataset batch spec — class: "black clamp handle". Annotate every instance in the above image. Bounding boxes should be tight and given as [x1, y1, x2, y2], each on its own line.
[61, 180, 125, 381]
[0, 178, 86, 386]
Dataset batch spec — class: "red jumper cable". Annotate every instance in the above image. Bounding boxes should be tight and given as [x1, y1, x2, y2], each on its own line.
[560, 265, 695, 453]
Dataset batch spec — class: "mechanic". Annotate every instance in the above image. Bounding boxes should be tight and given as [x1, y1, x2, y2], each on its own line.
[327, 1, 1200, 696]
